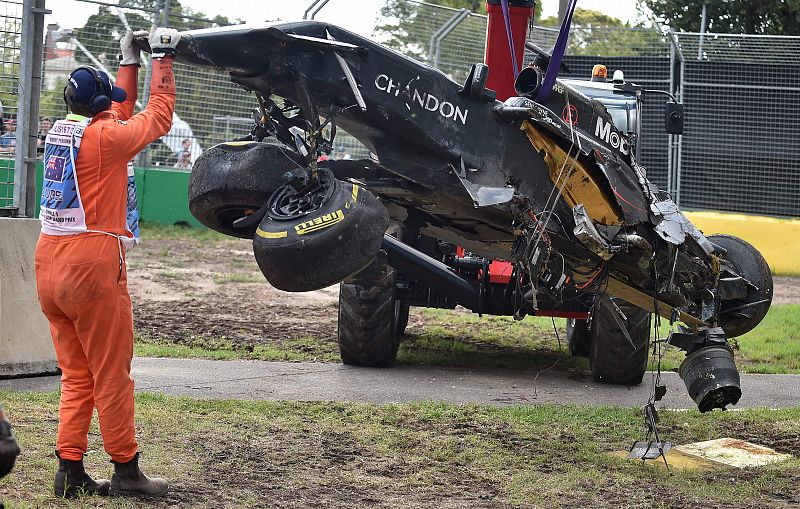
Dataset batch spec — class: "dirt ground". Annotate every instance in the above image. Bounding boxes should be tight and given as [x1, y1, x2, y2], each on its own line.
[127, 234, 800, 356]
[128, 236, 341, 349]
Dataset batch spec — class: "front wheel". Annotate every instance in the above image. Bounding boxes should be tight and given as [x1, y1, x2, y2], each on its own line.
[709, 234, 773, 337]
[252, 169, 389, 292]
[188, 141, 304, 238]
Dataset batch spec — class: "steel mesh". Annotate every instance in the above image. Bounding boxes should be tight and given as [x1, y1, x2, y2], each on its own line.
[0, 0, 21, 209]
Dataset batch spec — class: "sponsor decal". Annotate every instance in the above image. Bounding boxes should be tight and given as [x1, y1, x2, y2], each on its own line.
[594, 116, 630, 155]
[374, 74, 469, 125]
[40, 209, 77, 223]
[42, 188, 63, 202]
[44, 155, 67, 182]
[295, 209, 345, 235]
[562, 104, 578, 126]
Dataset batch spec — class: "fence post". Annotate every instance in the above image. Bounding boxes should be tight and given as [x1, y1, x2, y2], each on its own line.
[672, 33, 685, 206]
[429, 9, 470, 69]
[137, 0, 167, 168]
[14, 0, 49, 218]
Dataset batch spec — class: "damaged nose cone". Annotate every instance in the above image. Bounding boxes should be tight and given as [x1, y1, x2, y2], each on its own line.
[679, 345, 742, 413]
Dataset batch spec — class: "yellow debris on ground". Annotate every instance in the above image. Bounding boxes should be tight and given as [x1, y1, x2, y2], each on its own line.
[609, 448, 724, 471]
[675, 438, 792, 469]
[685, 211, 800, 276]
[612, 437, 792, 471]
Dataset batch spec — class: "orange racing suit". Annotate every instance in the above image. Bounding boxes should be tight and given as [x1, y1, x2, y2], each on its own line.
[35, 58, 175, 463]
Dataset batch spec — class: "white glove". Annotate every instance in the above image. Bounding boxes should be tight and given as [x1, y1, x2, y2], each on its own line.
[119, 30, 140, 66]
[149, 26, 181, 58]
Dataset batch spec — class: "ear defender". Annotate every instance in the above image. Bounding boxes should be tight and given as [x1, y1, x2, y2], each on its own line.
[66, 66, 112, 115]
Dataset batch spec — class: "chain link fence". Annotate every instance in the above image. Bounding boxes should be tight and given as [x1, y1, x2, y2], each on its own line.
[0, 0, 22, 210]
[39, 0, 256, 170]
[672, 32, 800, 216]
[3, 0, 799, 217]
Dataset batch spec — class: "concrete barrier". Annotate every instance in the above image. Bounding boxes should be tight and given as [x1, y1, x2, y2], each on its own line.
[0, 218, 57, 377]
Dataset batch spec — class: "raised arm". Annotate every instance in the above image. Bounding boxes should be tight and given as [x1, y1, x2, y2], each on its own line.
[101, 55, 175, 160]
[110, 64, 138, 121]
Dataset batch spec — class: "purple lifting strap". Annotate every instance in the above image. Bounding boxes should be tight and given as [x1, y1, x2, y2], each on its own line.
[500, 0, 519, 79]
[536, 0, 577, 104]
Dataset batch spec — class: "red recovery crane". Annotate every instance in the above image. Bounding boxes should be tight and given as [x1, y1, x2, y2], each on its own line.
[476, 0, 535, 288]
[484, 0, 535, 101]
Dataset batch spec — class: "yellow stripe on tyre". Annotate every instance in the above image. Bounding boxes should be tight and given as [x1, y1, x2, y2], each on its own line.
[256, 228, 288, 239]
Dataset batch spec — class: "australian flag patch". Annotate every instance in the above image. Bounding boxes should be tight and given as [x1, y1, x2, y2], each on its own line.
[44, 155, 67, 182]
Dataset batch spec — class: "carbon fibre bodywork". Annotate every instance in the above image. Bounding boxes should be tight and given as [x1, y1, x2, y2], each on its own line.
[169, 20, 771, 357]
[175, 22, 648, 254]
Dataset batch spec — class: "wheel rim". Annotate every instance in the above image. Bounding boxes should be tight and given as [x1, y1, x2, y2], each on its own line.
[268, 169, 336, 221]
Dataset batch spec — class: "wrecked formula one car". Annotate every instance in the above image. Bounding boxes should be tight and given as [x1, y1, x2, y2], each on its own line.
[142, 5, 772, 412]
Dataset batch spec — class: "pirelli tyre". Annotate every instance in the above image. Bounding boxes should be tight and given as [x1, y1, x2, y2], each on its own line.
[589, 296, 651, 385]
[253, 169, 389, 292]
[709, 234, 773, 338]
[188, 141, 305, 239]
[338, 252, 400, 367]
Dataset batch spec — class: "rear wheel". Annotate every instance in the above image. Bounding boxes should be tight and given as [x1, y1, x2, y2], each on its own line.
[589, 296, 650, 385]
[338, 254, 400, 367]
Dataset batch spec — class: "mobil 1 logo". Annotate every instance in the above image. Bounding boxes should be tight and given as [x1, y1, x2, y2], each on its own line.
[594, 116, 630, 156]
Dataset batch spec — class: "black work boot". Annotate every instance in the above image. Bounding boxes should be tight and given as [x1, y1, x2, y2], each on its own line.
[110, 453, 168, 497]
[54, 452, 111, 498]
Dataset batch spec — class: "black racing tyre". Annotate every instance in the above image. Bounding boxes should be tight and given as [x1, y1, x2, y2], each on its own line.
[395, 302, 410, 338]
[709, 234, 773, 338]
[566, 318, 590, 357]
[589, 296, 651, 385]
[253, 169, 389, 292]
[338, 254, 400, 367]
[188, 141, 304, 238]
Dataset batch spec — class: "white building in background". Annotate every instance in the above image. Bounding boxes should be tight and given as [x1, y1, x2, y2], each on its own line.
[43, 24, 75, 91]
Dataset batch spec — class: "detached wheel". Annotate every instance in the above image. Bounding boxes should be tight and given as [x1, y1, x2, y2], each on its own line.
[338, 253, 400, 367]
[253, 169, 389, 292]
[566, 318, 590, 357]
[589, 296, 650, 385]
[709, 234, 773, 337]
[188, 141, 304, 238]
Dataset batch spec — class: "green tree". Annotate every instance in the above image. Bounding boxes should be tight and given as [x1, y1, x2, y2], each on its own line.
[376, 0, 543, 62]
[639, 0, 800, 35]
[537, 8, 665, 56]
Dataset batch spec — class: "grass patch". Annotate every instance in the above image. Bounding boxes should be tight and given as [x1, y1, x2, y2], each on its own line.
[154, 268, 184, 280]
[134, 335, 340, 363]
[1, 391, 798, 508]
[398, 309, 585, 372]
[211, 272, 262, 284]
[138, 222, 229, 242]
[647, 304, 800, 373]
